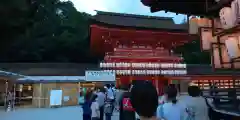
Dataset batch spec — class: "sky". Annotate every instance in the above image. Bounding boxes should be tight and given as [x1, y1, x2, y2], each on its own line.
[70, 0, 187, 24]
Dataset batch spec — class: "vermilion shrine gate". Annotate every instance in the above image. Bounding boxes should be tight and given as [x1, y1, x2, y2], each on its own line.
[90, 11, 240, 94]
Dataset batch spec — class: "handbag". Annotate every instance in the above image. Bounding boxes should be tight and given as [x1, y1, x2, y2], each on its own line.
[104, 102, 113, 114]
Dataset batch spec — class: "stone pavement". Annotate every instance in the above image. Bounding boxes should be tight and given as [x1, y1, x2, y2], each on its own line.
[0, 106, 119, 120]
[0, 94, 191, 120]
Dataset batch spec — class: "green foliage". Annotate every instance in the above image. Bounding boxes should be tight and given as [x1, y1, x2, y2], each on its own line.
[0, 0, 98, 62]
[174, 39, 211, 64]
[0, 0, 209, 63]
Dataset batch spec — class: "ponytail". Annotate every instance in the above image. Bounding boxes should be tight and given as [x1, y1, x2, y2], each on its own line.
[172, 98, 177, 104]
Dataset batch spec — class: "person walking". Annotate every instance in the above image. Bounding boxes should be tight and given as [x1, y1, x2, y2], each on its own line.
[119, 84, 135, 120]
[157, 86, 187, 120]
[185, 86, 209, 120]
[96, 87, 105, 120]
[130, 80, 159, 120]
[104, 84, 115, 120]
[91, 94, 100, 120]
[6, 91, 13, 111]
[82, 93, 92, 120]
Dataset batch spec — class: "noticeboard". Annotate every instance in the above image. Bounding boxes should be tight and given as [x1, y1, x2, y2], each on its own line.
[50, 90, 63, 106]
[85, 71, 116, 82]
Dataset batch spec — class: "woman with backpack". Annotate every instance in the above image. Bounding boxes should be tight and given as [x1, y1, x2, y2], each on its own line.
[157, 86, 187, 120]
[119, 84, 135, 120]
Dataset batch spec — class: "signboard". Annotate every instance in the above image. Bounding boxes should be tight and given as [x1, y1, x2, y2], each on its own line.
[50, 90, 62, 106]
[63, 96, 70, 102]
[85, 70, 116, 82]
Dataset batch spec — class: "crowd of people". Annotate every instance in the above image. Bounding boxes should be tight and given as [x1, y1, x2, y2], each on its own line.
[81, 81, 210, 120]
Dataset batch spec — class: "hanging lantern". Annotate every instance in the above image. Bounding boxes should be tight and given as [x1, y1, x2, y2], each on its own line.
[189, 17, 211, 34]
[200, 28, 213, 50]
[231, 0, 240, 25]
[104, 62, 107, 68]
[125, 62, 128, 67]
[212, 44, 231, 69]
[132, 70, 135, 75]
[102, 62, 106, 68]
[116, 63, 120, 68]
[116, 70, 119, 75]
[219, 7, 235, 29]
[224, 36, 240, 59]
[127, 70, 131, 75]
[109, 63, 112, 68]
[148, 63, 152, 68]
[189, 17, 199, 34]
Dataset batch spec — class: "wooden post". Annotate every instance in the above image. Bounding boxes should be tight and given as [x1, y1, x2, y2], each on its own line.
[78, 82, 81, 92]
[39, 83, 42, 108]
[13, 83, 16, 110]
[4, 80, 8, 111]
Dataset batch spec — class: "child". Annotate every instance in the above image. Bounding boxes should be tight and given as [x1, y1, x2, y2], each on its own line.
[91, 94, 100, 120]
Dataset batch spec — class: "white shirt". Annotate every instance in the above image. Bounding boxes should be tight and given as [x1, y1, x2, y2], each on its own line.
[184, 96, 209, 120]
[107, 88, 114, 100]
[157, 102, 187, 120]
[136, 112, 140, 119]
[91, 101, 100, 118]
[97, 92, 105, 107]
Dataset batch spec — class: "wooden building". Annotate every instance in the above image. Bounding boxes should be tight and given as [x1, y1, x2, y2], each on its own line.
[90, 11, 240, 94]
[90, 11, 192, 94]
[0, 63, 109, 108]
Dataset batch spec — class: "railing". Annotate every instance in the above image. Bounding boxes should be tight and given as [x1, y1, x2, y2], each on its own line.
[204, 88, 240, 120]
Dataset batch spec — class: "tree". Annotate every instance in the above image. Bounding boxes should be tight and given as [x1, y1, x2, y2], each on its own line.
[0, 0, 31, 57]
[0, 0, 98, 62]
[174, 39, 211, 64]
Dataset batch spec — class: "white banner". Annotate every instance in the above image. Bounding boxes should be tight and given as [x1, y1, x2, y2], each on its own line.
[85, 71, 116, 82]
[50, 90, 62, 106]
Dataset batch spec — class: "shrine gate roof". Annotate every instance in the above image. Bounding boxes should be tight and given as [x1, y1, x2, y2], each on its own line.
[92, 11, 188, 31]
